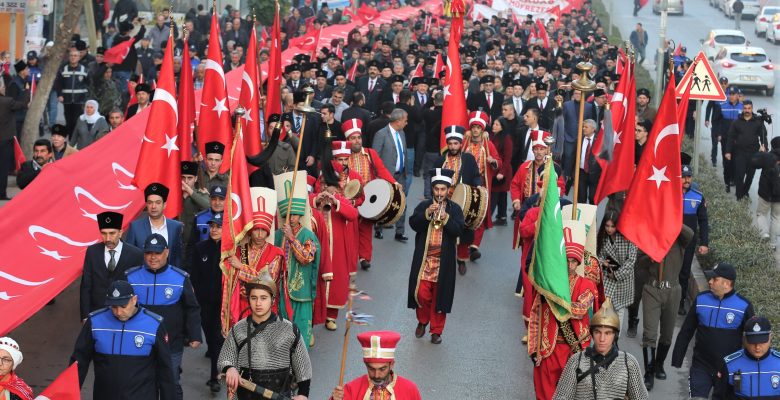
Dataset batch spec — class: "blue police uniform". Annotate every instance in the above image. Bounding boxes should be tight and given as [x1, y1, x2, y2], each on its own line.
[672, 290, 754, 398]
[126, 264, 201, 400]
[680, 186, 709, 298]
[193, 208, 217, 243]
[70, 307, 175, 400]
[723, 348, 780, 399]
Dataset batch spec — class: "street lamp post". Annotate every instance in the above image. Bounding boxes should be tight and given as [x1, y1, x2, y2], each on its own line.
[654, 0, 669, 108]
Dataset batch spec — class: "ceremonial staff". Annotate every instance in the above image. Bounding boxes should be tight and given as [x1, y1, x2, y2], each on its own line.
[285, 87, 316, 225]
[570, 62, 596, 219]
[338, 284, 358, 386]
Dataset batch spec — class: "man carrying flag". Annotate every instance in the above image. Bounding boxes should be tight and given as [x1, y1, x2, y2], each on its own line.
[439, 0, 468, 153]
[527, 160, 597, 400]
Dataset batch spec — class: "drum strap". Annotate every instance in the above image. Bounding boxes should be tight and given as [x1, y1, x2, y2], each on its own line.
[365, 149, 380, 180]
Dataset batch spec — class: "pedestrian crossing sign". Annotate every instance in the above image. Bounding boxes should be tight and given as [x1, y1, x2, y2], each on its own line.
[675, 51, 726, 101]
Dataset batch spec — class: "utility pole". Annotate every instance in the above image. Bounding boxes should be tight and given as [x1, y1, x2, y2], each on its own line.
[608, 0, 613, 37]
[654, 0, 668, 108]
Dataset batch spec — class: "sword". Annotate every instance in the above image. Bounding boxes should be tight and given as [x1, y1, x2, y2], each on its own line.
[238, 378, 292, 400]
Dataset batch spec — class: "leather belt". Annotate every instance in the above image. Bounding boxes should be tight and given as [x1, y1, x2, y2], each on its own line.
[648, 279, 673, 289]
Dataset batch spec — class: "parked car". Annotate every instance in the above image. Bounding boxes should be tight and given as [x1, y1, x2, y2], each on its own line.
[767, 14, 780, 45]
[755, 6, 780, 37]
[713, 46, 775, 96]
[653, 0, 684, 15]
[702, 29, 747, 60]
[724, 0, 761, 18]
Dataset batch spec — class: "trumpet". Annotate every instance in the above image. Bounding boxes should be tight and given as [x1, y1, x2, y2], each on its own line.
[431, 198, 447, 230]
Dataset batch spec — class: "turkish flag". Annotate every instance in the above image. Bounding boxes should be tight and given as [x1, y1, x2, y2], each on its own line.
[433, 53, 445, 79]
[197, 12, 233, 171]
[12, 137, 25, 172]
[357, 4, 380, 22]
[103, 38, 136, 65]
[265, 5, 283, 122]
[535, 19, 550, 49]
[178, 37, 195, 162]
[259, 26, 269, 50]
[548, 5, 562, 29]
[240, 26, 262, 158]
[125, 74, 143, 118]
[407, 62, 423, 89]
[618, 68, 682, 262]
[131, 37, 182, 218]
[594, 58, 636, 204]
[36, 362, 80, 400]
[219, 122, 254, 334]
[347, 60, 359, 82]
[289, 27, 321, 54]
[439, 15, 468, 153]
[677, 74, 693, 130]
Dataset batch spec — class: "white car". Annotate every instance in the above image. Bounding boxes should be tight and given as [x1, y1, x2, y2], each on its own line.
[652, 0, 684, 15]
[713, 46, 775, 96]
[724, 0, 762, 18]
[702, 29, 748, 60]
[755, 6, 780, 37]
[767, 14, 780, 44]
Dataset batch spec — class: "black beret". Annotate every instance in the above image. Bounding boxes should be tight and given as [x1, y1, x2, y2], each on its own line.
[637, 88, 651, 98]
[181, 161, 199, 175]
[135, 83, 152, 94]
[97, 211, 123, 230]
[144, 183, 169, 202]
[268, 113, 281, 123]
[51, 124, 67, 136]
[205, 141, 225, 155]
[389, 75, 405, 84]
[14, 60, 27, 73]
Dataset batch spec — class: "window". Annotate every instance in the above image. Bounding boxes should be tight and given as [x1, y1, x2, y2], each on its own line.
[714, 35, 747, 45]
[730, 52, 768, 63]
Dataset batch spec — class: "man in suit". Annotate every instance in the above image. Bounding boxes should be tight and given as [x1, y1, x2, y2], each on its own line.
[365, 101, 394, 149]
[395, 90, 423, 186]
[508, 79, 528, 119]
[577, 119, 601, 204]
[341, 93, 373, 141]
[355, 60, 387, 115]
[563, 90, 595, 190]
[530, 81, 556, 131]
[513, 108, 547, 172]
[285, 63, 303, 92]
[125, 183, 185, 268]
[284, 91, 322, 175]
[382, 75, 406, 105]
[590, 88, 608, 126]
[373, 108, 410, 242]
[79, 211, 144, 321]
[467, 75, 504, 123]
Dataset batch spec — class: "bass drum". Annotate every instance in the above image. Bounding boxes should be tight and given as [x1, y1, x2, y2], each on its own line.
[358, 179, 406, 226]
[451, 183, 488, 230]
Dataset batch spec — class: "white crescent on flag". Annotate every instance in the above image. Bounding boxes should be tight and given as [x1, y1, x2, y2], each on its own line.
[112, 162, 136, 190]
[653, 123, 680, 156]
[241, 71, 254, 101]
[152, 88, 179, 122]
[28, 225, 99, 247]
[231, 193, 243, 221]
[204, 59, 226, 84]
[0, 271, 53, 287]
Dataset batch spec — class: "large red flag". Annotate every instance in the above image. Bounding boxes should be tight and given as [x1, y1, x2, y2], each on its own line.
[535, 19, 550, 49]
[618, 68, 682, 262]
[357, 3, 380, 23]
[36, 362, 80, 400]
[132, 37, 182, 218]
[346, 60, 359, 82]
[407, 62, 423, 89]
[677, 71, 694, 130]
[240, 25, 262, 157]
[593, 59, 636, 204]
[265, 3, 283, 123]
[12, 137, 25, 172]
[103, 38, 136, 65]
[439, 4, 468, 153]
[288, 28, 320, 53]
[197, 12, 233, 172]
[219, 120, 254, 334]
[178, 37, 195, 162]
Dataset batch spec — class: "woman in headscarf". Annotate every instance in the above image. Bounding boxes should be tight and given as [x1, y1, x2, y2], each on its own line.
[0, 337, 33, 400]
[69, 99, 110, 149]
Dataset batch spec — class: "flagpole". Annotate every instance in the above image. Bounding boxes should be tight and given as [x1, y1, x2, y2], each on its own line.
[338, 284, 358, 387]
[285, 87, 316, 225]
[570, 62, 596, 219]
[221, 107, 245, 337]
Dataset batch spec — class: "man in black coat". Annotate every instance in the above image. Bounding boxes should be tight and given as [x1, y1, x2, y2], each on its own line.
[189, 213, 225, 393]
[467, 75, 504, 122]
[340, 92, 372, 132]
[16, 139, 54, 189]
[421, 92, 444, 199]
[79, 211, 144, 321]
[395, 89, 423, 179]
[528, 82, 556, 131]
[0, 83, 29, 200]
[365, 101, 394, 149]
[284, 91, 322, 175]
[355, 60, 387, 114]
[407, 168, 464, 344]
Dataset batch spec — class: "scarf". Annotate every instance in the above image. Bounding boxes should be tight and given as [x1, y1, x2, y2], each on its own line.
[0, 373, 33, 400]
[80, 100, 103, 124]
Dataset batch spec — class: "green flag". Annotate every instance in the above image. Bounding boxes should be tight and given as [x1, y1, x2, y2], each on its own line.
[529, 159, 571, 321]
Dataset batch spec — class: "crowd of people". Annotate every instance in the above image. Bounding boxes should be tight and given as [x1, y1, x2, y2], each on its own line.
[0, 0, 778, 399]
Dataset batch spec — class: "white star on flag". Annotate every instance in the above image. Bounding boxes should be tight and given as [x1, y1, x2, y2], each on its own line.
[212, 97, 229, 118]
[647, 165, 670, 189]
[442, 84, 451, 99]
[241, 110, 253, 123]
[613, 131, 622, 144]
[161, 133, 180, 157]
[38, 246, 68, 260]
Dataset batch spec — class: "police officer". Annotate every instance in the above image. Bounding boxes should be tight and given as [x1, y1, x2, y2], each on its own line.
[125, 234, 201, 400]
[190, 213, 225, 393]
[187, 184, 226, 265]
[70, 280, 175, 400]
[719, 316, 780, 399]
[679, 158, 709, 315]
[54, 49, 90, 137]
[715, 88, 743, 193]
[671, 262, 753, 399]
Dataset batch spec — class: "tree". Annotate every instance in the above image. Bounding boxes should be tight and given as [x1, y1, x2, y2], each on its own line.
[21, 0, 85, 155]
[248, 0, 290, 27]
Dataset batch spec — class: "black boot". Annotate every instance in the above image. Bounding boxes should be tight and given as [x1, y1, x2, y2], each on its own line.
[655, 344, 670, 380]
[643, 347, 655, 391]
[627, 317, 639, 338]
[678, 297, 688, 316]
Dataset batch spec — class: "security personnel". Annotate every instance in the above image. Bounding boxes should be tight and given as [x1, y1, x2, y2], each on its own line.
[70, 280, 175, 400]
[679, 160, 709, 315]
[192, 184, 226, 243]
[719, 316, 780, 399]
[671, 262, 753, 399]
[716, 88, 743, 193]
[180, 161, 210, 254]
[54, 49, 90, 136]
[126, 234, 202, 400]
